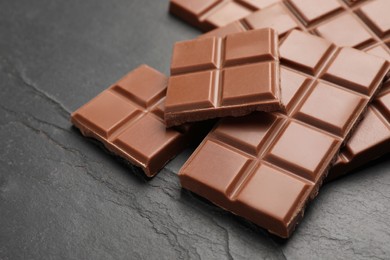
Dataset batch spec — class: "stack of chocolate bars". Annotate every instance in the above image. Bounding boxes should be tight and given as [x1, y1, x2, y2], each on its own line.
[71, 0, 390, 238]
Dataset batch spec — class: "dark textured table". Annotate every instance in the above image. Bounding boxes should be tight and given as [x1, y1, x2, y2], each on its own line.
[0, 1, 389, 259]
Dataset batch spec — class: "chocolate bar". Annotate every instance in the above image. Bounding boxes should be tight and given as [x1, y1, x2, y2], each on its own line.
[71, 65, 210, 177]
[202, 0, 390, 61]
[165, 28, 283, 127]
[329, 79, 390, 180]
[202, 0, 390, 178]
[179, 30, 390, 238]
[169, 0, 281, 32]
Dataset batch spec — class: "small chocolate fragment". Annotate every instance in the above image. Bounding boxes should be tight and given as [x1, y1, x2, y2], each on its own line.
[169, 0, 281, 32]
[179, 30, 390, 238]
[165, 28, 283, 127]
[71, 65, 209, 177]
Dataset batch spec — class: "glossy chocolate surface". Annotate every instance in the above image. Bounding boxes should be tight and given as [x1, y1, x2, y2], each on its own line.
[165, 28, 282, 127]
[169, 0, 281, 31]
[202, 0, 390, 57]
[202, 0, 390, 178]
[179, 31, 390, 238]
[71, 65, 207, 177]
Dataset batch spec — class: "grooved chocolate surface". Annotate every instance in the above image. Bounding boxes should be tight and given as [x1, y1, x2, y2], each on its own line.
[202, 0, 390, 58]
[169, 0, 282, 31]
[71, 65, 206, 177]
[165, 28, 282, 127]
[179, 30, 390, 238]
[202, 0, 390, 178]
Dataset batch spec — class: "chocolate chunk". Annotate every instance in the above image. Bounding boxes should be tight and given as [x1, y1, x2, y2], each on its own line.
[71, 65, 211, 177]
[178, 30, 390, 238]
[165, 28, 283, 127]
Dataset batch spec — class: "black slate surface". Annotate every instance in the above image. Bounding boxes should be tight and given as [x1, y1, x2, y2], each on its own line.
[0, 1, 389, 259]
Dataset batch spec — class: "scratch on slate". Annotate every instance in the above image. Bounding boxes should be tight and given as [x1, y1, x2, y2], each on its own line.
[0, 56, 71, 118]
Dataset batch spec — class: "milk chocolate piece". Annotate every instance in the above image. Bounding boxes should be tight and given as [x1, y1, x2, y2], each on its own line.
[165, 28, 282, 127]
[71, 65, 209, 177]
[179, 30, 390, 238]
[169, 0, 281, 31]
[202, 0, 390, 59]
[329, 79, 390, 180]
[202, 0, 390, 178]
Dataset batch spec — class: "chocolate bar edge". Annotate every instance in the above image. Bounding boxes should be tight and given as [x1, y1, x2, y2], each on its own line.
[165, 100, 284, 127]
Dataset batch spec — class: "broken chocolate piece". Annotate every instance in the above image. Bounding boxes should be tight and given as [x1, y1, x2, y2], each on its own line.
[165, 28, 283, 127]
[71, 65, 210, 177]
[179, 30, 390, 238]
[169, 0, 281, 31]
